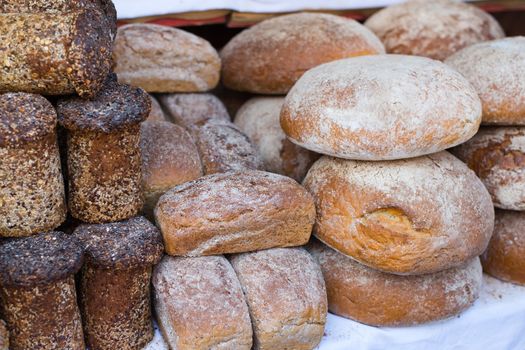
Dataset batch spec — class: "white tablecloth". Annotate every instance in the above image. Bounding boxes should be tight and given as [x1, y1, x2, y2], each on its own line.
[145, 275, 525, 350]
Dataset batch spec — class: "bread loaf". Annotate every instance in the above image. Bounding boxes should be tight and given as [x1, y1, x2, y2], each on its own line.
[0, 93, 66, 237]
[0, 7, 113, 98]
[113, 24, 221, 93]
[152, 255, 253, 350]
[0, 320, 8, 350]
[140, 121, 203, 219]
[155, 170, 315, 256]
[146, 94, 167, 122]
[482, 210, 525, 285]
[452, 127, 525, 210]
[308, 241, 482, 327]
[303, 152, 494, 275]
[0, 232, 85, 350]
[221, 12, 384, 94]
[280, 54, 482, 160]
[445, 37, 525, 125]
[365, 0, 504, 61]
[235, 97, 319, 181]
[230, 248, 327, 350]
[194, 119, 264, 174]
[57, 74, 150, 223]
[74, 217, 164, 350]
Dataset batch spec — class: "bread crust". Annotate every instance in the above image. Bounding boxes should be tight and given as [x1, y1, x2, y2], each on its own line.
[308, 241, 482, 327]
[0, 320, 8, 350]
[145, 94, 167, 122]
[229, 248, 327, 350]
[303, 152, 494, 275]
[221, 12, 384, 94]
[365, 0, 504, 61]
[154, 170, 315, 256]
[482, 210, 525, 285]
[452, 127, 525, 210]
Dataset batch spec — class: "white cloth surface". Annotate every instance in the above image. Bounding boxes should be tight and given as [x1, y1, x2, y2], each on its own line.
[145, 275, 525, 350]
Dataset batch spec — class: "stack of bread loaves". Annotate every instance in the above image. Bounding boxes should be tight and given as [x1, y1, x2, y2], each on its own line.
[0, 1, 167, 349]
[274, 2, 501, 326]
[447, 37, 525, 286]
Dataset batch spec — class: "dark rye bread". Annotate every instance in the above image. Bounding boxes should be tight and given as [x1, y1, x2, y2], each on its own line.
[74, 217, 164, 350]
[57, 75, 149, 223]
[308, 241, 482, 327]
[229, 248, 327, 350]
[0, 6, 113, 98]
[0, 232, 85, 350]
[153, 255, 253, 350]
[0, 93, 66, 237]
[154, 170, 315, 256]
[194, 119, 264, 174]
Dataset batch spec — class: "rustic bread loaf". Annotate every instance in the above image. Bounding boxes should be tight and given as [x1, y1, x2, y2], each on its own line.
[303, 151, 494, 275]
[280, 54, 482, 160]
[221, 12, 384, 94]
[452, 127, 525, 210]
[140, 121, 203, 219]
[158, 93, 230, 133]
[194, 119, 264, 174]
[482, 210, 525, 285]
[113, 24, 221, 93]
[446, 37, 525, 125]
[0, 93, 66, 237]
[74, 217, 164, 350]
[153, 255, 253, 350]
[308, 241, 482, 327]
[0, 7, 113, 98]
[57, 74, 150, 223]
[365, 0, 504, 61]
[146, 94, 167, 122]
[0, 320, 8, 350]
[0, 232, 85, 350]
[235, 97, 319, 181]
[155, 170, 315, 256]
[230, 248, 327, 350]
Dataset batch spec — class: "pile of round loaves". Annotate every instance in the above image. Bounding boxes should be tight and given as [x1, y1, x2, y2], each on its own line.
[0, 0, 525, 349]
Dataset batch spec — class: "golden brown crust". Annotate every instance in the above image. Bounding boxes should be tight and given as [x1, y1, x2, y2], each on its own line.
[308, 241, 482, 327]
[221, 12, 384, 94]
[451, 127, 525, 210]
[229, 248, 327, 350]
[154, 170, 315, 256]
[152, 256, 253, 350]
[482, 210, 525, 285]
[365, 0, 504, 61]
[303, 152, 494, 275]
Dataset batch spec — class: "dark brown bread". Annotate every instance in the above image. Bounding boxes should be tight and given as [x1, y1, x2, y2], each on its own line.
[0, 320, 7, 350]
[57, 75, 150, 223]
[308, 241, 483, 327]
[74, 217, 164, 350]
[0, 93, 66, 237]
[0, 7, 113, 98]
[154, 170, 315, 256]
[482, 210, 525, 286]
[0, 232, 85, 350]
[153, 255, 253, 350]
[230, 248, 327, 350]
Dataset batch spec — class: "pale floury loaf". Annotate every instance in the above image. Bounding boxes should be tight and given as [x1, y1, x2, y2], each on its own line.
[280, 54, 482, 160]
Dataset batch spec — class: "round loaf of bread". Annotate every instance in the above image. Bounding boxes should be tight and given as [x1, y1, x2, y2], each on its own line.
[113, 24, 220, 93]
[235, 97, 318, 181]
[445, 37, 525, 125]
[308, 241, 482, 327]
[482, 210, 525, 285]
[364, 0, 504, 61]
[303, 151, 494, 275]
[221, 12, 385, 94]
[280, 54, 482, 160]
[452, 127, 525, 210]
[154, 170, 315, 256]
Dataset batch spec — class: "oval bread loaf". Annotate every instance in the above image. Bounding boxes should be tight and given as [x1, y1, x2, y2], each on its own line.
[308, 241, 482, 327]
[280, 54, 482, 160]
[155, 170, 315, 256]
[303, 151, 494, 275]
